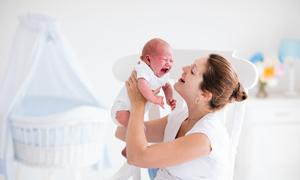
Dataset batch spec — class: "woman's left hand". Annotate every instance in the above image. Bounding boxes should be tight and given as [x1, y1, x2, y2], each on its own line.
[126, 71, 147, 107]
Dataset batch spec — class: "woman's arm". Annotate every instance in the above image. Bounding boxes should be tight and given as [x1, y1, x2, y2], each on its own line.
[129, 133, 211, 168]
[115, 115, 168, 143]
[125, 72, 211, 168]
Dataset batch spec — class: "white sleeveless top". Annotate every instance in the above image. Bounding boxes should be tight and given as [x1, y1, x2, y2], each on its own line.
[155, 109, 229, 180]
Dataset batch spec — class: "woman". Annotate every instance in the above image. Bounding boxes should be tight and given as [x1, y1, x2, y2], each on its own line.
[116, 54, 247, 180]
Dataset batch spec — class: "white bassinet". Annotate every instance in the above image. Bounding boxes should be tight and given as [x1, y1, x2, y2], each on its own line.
[10, 96, 108, 168]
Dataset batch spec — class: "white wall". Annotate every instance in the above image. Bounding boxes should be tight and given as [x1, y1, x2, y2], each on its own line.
[1, 0, 300, 105]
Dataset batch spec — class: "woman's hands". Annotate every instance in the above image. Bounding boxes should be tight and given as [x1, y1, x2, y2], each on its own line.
[126, 71, 147, 107]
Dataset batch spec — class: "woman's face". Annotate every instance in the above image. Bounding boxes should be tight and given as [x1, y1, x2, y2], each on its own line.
[174, 58, 207, 103]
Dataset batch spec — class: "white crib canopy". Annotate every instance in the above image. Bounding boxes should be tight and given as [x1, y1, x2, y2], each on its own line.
[0, 14, 109, 178]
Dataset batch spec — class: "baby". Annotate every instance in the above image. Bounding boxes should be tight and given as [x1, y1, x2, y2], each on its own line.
[111, 38, 176, 130]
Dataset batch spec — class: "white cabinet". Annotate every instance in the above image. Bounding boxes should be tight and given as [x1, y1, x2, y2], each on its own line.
[234, 95, 300, 180]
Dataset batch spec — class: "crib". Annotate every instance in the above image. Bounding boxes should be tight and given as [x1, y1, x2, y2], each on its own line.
[9, 96, 108, 169]
[0, 13, 111, 180]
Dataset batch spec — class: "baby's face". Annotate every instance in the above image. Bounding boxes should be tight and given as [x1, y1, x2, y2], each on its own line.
[149, 47, 173, 77]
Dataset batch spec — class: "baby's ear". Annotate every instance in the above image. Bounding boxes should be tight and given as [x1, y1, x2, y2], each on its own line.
[144, 55, 151, 65]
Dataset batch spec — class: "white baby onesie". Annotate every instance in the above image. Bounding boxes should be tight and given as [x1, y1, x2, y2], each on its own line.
[111, 60, 170, 126]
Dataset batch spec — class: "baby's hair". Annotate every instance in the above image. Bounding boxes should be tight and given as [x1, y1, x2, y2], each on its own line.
[200, 54, 247, 111]
[140, 38, 170, 60]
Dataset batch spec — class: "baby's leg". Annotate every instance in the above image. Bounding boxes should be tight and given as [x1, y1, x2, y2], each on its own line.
[116, 110, 130, 127]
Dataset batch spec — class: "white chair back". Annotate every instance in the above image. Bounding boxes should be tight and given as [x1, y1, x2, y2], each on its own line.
[112, 49, 258, 180]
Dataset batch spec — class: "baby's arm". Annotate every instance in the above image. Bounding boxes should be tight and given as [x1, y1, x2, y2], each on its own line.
[162, 83, 176, 110]
[137, 78, 164, 108]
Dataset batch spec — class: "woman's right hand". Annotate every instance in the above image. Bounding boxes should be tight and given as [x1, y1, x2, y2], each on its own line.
[126, 71, 147, 107]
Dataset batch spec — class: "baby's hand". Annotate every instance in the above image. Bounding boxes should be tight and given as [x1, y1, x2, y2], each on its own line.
[154, 96, 164, 109]
[167, 99, 177, 110]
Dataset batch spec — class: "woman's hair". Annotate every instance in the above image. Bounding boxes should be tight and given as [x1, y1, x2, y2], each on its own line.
[200, 54, 247, 111]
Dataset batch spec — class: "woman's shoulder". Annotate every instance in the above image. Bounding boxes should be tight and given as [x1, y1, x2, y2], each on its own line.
[192, 112, 225, 131]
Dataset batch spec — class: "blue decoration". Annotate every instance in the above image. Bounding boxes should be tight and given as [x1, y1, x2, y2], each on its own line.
[249, 52, 264, 64]
[278, 39, 300, 63]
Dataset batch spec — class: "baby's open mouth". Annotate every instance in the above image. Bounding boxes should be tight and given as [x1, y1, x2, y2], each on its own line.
[160, 67, 170, 74]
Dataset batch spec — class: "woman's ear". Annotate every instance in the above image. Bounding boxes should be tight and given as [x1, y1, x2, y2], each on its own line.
[201, 90, 212, 102]
[195, 90, 212, 104]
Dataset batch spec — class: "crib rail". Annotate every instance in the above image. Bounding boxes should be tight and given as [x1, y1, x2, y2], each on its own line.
[9, 106, 109, 169]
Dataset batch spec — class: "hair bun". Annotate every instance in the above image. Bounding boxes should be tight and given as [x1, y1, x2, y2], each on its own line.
[230, 82, 247, 102]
